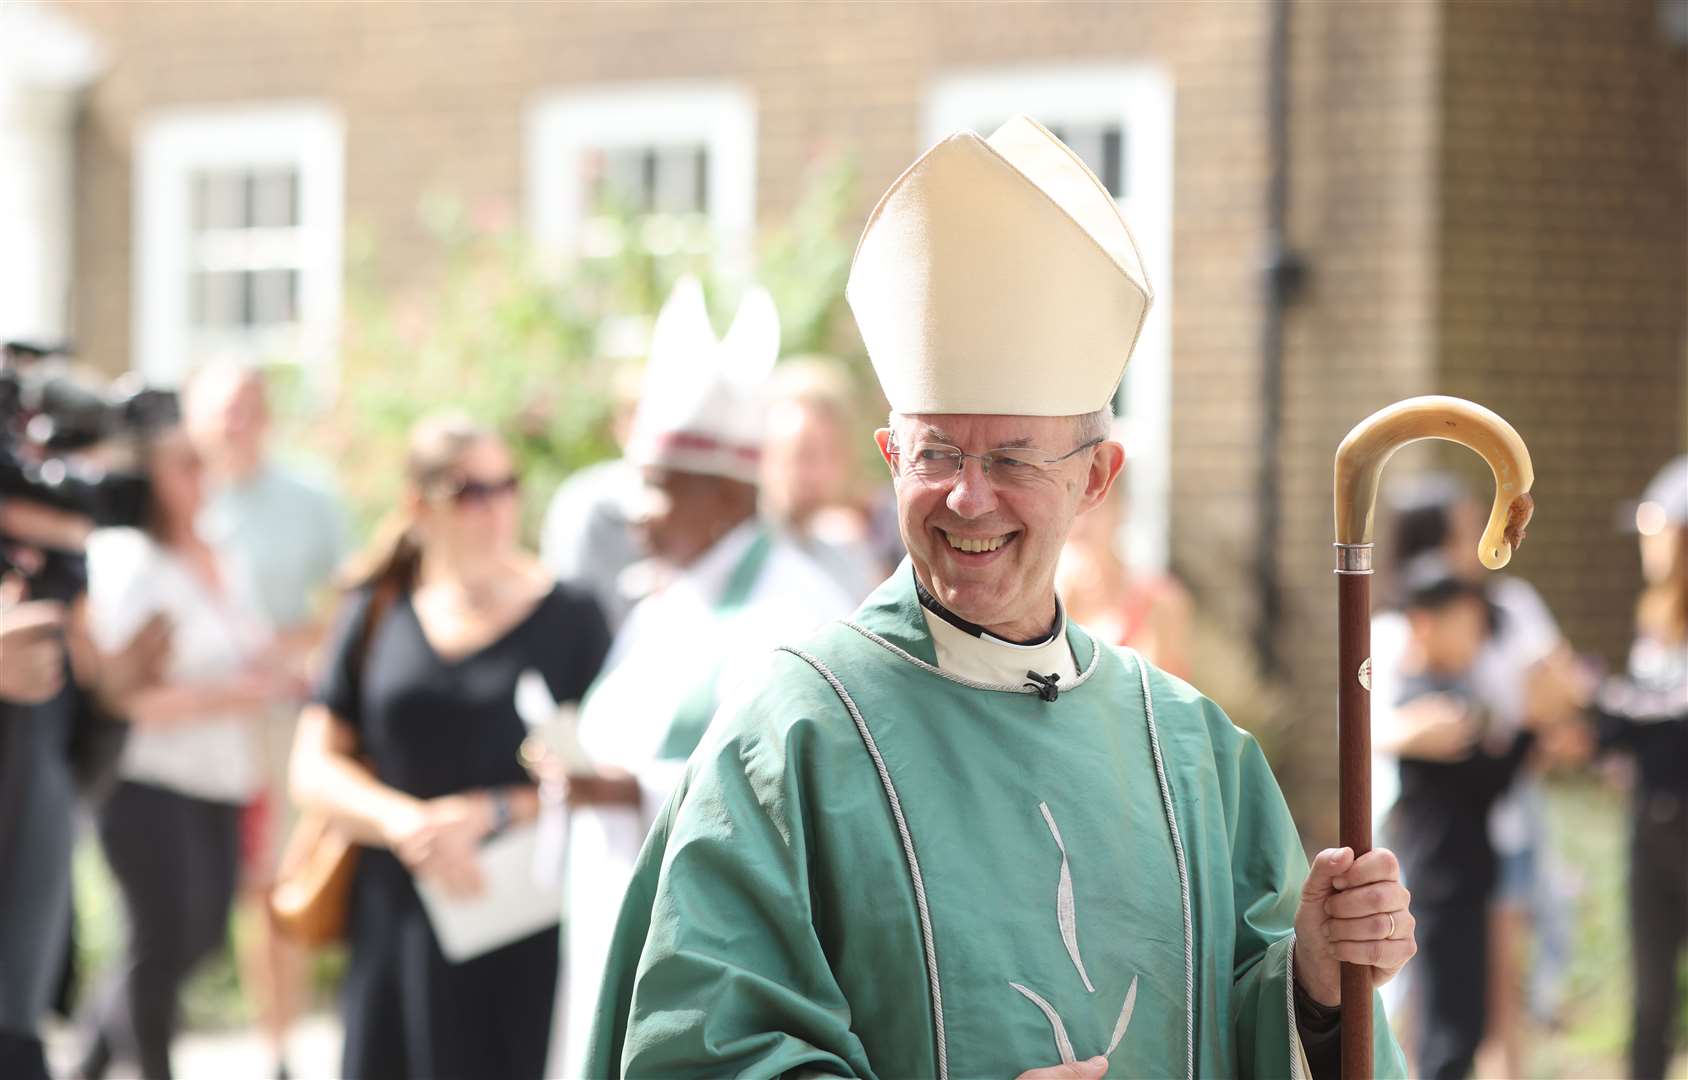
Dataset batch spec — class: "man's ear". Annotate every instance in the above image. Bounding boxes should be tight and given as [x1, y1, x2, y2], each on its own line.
[1077, 440, 1126, 514]
[874, 428, 896, 472]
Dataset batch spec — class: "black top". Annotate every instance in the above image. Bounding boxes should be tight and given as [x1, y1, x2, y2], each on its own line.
[1389, 671, 1533, 906]
[1594, 636, 1688, 796]
[314, 581, 611, 907]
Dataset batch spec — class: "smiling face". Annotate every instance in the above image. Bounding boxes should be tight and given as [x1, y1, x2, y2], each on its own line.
[876, 413, 1124, 640]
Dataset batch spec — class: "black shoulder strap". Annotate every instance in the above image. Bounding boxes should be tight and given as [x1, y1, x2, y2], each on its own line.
[347, 574, 402, 728]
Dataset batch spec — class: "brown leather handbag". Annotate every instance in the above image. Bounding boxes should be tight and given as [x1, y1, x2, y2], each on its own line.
[269, 805, 360, 946]
[268, 576, 398, 946]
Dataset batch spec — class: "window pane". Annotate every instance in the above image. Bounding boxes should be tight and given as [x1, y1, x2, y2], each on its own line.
[250, 268, 299, 326]
[1102, 127, 1125, 198]
[251, 169, 300, 228]
[192, 171, 248, 231]
[192, 173, 210, 232]
[693, 147, 709, 213]
[598, 148, 652, 213]
[592, 143, 711, 217]
[191, 270, 246, 328]
[653, 144, 709, 214]
[640, 149, 660, 213]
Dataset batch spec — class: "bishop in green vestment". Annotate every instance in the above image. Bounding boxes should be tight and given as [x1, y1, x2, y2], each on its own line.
[586, 116, 1416, 1080]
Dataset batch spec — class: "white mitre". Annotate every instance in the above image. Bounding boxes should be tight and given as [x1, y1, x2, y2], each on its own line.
[626, 274, 779, 485]
[846, 115, 1154, 416]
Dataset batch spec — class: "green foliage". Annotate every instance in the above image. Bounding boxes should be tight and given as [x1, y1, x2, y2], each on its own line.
[284, 154, 861, 544]
[757, 155, 861, 358]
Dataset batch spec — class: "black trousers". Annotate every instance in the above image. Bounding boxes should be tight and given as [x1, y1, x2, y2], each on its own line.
[1630, 790, 1688, 1080]
[1410, 893, 1489, 1080]
[0, 1028, 50, 1080]
[77, 781, 242, 1080]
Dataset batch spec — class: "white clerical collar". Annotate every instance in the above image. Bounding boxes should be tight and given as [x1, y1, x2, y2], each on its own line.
[920, 593, 1079, 691]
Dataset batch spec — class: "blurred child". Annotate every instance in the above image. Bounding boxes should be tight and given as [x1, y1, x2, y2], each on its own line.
[1382, 553, 1538, 1080]
[1373, 474, 1583, 1077]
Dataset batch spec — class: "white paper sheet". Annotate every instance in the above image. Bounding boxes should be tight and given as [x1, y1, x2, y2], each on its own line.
[415, 824, 561, 963]
[515, 668, 593, 770]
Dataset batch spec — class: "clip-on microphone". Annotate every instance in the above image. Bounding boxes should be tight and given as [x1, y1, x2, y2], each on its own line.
[1023, 670, 1061, 702]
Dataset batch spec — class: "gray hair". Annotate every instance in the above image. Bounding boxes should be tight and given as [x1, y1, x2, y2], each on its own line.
[1072, 407, 1113, 444]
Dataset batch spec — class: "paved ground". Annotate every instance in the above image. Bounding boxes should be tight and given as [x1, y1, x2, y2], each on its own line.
[45, 1013, 344, 1080]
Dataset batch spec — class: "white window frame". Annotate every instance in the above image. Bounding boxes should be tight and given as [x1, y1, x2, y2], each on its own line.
[133, 102, 344, 387]
[926, 68, 1175, 574]
[525, 82, 757, 271]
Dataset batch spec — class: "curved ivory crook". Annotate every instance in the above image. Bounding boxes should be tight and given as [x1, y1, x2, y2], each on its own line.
[1335, 395, 1535, 570]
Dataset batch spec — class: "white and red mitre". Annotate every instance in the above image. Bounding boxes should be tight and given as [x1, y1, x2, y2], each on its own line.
[846, 115, 1154, 417]
[626, 275, 779, 485]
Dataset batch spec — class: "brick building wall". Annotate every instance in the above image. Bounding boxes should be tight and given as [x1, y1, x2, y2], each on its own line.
[1270, 0, 1448, 829]
[1434, 0, 1687, 668]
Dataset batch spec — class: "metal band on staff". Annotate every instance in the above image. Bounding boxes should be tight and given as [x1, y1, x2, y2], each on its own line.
[1333, 543, 1374, 575]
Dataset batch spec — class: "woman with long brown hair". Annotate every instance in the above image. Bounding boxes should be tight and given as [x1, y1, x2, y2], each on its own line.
[76, 417, 297, 1080]
[289, 413, 610, 1079]
[1593, 455, 1688, 1080]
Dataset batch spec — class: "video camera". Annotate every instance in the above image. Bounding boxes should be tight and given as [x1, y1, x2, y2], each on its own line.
[0, 341, 178, 602]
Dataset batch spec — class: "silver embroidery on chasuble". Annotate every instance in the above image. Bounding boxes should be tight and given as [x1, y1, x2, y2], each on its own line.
[1009, 801, 1142, 1065]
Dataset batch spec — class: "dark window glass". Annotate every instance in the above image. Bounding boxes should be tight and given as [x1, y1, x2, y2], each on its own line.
[591, 143, 711, 216]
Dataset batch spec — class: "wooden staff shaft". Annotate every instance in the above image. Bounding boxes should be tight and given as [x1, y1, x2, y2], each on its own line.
[1338, 569, 1373, 1078]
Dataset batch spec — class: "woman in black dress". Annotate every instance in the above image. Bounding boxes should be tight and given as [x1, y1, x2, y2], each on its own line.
[290, 413, 610, 1079]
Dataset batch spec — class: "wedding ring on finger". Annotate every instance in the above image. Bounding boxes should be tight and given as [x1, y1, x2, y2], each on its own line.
[1385, 912, 1397, 940]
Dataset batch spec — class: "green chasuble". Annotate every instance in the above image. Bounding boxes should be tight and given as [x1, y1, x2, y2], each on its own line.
[587, 565, 1406, 1079]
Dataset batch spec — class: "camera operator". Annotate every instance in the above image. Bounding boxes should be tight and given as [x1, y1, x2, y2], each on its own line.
[0, 557, 170, 1080]
[0, 572, 76, 1080]
[0, 348, 173, 1080]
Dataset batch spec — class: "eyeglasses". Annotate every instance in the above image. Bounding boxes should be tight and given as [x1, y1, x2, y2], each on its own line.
[888, 436, 1103, 488]
[442, 474, 520, 506]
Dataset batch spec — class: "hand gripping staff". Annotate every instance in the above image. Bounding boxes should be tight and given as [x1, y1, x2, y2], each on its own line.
[1331, 396, 1535, 1079]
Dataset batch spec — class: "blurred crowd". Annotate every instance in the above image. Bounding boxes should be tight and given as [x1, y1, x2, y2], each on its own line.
[1, 309, 1683, 1080]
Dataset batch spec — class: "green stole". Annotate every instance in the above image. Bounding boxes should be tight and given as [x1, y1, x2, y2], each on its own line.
[587, 564, 1406, 1079]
